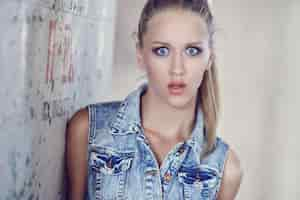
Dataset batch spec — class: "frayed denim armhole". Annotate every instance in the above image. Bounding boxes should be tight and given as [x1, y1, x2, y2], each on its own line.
[85, 103, 97, 200]
[87, 104, 96, 146]
[214, 137, 230, 200]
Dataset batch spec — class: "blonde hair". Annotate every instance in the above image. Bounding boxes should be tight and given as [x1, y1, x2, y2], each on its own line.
[137, 0, 220, 155]
[199, 58, 220, 156]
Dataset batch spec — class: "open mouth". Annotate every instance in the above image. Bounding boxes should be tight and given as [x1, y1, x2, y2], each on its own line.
[168, 83, 186, 95]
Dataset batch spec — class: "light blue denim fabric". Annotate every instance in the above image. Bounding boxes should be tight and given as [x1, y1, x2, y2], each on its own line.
[85, 83, 229, 200]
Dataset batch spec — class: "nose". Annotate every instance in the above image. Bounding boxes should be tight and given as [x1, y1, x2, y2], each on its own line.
[169, 50, 185, 77]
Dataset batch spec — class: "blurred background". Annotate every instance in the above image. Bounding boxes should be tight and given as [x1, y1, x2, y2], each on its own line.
[0, 0, 299, 199]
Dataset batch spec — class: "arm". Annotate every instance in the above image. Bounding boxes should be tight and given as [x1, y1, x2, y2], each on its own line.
[217, 148, 244, 200]
[65, 107, 89, 200]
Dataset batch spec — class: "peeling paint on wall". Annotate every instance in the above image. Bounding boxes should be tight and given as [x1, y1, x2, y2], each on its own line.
[46, 18, 74, 84]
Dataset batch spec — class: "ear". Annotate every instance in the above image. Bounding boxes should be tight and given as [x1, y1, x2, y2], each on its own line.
[136, 43, 146, 71]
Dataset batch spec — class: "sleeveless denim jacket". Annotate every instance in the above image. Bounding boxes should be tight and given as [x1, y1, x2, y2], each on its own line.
[85, 83, 229, 200]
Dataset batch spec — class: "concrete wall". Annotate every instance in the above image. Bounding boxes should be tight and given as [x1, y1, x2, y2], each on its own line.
[0, 0, 116, 199]
[275, 1, 300, 199]
[214, 1, 299, 199]
[110, 0, 148, 101]
[112, 0, 299, 199]
[213, 0, 284, 199]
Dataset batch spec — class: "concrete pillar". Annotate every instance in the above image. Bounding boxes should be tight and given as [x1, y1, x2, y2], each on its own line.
[0, 0, 117, 199]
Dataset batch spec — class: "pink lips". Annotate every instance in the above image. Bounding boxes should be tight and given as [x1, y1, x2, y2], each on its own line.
[168, 81, 186, 95]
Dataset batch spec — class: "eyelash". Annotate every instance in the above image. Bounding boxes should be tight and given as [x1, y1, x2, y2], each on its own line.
[152, 46, 203, 57]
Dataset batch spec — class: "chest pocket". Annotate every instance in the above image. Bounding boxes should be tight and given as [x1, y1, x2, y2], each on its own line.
[89, 147, 135, 200]
[178, 165, 220, 200]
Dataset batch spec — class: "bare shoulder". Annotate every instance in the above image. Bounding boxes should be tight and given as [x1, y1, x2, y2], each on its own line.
[66, 107, 89, 199]
[66, 107, 89, 144]
[217, 146, 244, 200]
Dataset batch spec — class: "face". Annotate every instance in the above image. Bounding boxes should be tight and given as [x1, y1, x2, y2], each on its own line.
[136, 8, 212, 109]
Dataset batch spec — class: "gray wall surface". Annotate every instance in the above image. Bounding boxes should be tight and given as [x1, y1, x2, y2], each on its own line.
[0, 0, 116, 199]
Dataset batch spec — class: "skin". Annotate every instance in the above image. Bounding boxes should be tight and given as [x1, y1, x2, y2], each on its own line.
[137, 8, 211, 138]
[65, 107, 89, 200]
[65, 7, 243, 200]
[137, 8, 212, 168]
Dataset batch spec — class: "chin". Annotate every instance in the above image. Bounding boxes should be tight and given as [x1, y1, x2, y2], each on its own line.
[167, 96, 195, 110]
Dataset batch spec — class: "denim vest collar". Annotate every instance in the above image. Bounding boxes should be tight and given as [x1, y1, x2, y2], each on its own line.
[109, 82, 206, 157]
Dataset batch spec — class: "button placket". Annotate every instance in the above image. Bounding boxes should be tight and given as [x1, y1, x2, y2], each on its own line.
[160, 143, 189, 197]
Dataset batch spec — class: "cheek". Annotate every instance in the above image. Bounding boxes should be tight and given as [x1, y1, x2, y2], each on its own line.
[189, 65, 206, 86]
[193, 73, 205, 87]
[189, 59, 208, 73]
[144, 57, 168, 76]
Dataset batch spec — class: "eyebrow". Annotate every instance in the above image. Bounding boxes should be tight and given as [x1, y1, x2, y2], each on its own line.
[151, 41, 204, 45]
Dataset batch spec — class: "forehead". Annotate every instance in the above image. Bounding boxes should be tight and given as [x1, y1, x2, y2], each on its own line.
[144, 8, 209, 45]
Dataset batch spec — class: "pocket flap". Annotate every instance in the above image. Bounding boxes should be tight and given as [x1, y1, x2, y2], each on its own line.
[90, 147, 134, 175]
[178, 165, 219, 188]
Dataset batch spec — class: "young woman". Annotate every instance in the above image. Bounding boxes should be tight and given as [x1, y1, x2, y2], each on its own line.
[66, 0, 243, 199]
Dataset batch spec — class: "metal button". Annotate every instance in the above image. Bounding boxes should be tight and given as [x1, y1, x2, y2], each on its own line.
[178, 146, 185, 154]
[164, 172, 172, 182]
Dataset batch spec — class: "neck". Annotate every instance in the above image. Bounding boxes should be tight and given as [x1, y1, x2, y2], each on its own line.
[140, 86, 197, 139]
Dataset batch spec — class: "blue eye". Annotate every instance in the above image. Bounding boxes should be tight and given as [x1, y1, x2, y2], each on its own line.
[153, 47, 169, 56]
[186, 47, 203, 56]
